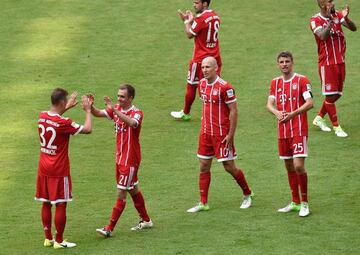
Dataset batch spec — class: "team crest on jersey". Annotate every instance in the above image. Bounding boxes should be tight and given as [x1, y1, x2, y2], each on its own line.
[212, 89, 218, 96]
[334, 18, 339, 24]
[292, 84, 297, 90]
[226, 89, 234, 98]
[134, 113, 141, 120]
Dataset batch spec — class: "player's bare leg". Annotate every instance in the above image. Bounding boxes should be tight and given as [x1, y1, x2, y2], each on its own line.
[222, 160, 253, 209]
[293, 158, 310, 217]
[278, 159, 301, 213]
[129, 187, 153, 231]
[187, 158, 212, 212]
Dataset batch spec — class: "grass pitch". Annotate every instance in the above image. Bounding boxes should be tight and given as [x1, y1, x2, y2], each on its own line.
[0, 0, 359, 254]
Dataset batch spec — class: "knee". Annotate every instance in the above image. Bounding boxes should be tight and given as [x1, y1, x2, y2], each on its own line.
[294, 165, 305, 174]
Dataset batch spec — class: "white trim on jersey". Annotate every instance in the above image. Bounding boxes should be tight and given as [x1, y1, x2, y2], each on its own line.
[197, 154, 214, 159]
[330, 35, 338, 65]
[293, 153, 308, 158]
[124, 127, 131, 166]
[196, 9, 213, 18]
[289, 77, 294, 138]
[126, 167, 135, 189]
[189, 28, 197, 36]
[297, 77, 302, 137]
[206, 76, 220, 86]
[102, 109, 112, 120]
[73, 125, 84, 135]
[218, 87, 222, 136]
[209, 85, 214, 136]
[279, 156, 293, 160]
[64, 176, 69, 201]
[187, 62, 199, 85]
[217, 155, 237, 162]
[268, 95, 276, 99]
[313, 26, 322, 33]
[225, 98, 237, 104]
[281, 78, 286, 138]
[34, 197, 73, 204]
[118, 125, 124, 165]
[323, 91, 343, 95]
[117, 181, 139, 190]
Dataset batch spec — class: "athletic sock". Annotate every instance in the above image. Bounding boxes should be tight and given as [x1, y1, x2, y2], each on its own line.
[54, 203, 67, 243]
[318, 100, 327, 118]
[107, 199, 126, 231]
[131, 192, 150, 222]
[297, 172, 308, 203]
[42, 202, 53, 240]
[234, 169, 251, 196]
[325, 101, 338, 126]
[199, 171, 211, 204]
[287, 171, 300, 204]
[183, 84, 197, 115]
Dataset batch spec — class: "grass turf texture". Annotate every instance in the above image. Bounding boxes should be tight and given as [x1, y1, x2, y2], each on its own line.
[0, 0, 359, 254]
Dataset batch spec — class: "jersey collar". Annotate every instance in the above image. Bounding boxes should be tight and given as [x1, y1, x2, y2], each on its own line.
[120, 105, 135, 113]
[206, 76, 219, 86]
[282, 73, 297, 83]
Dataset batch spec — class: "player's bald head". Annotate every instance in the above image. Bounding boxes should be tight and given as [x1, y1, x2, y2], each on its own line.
[202, 56, 218, 68]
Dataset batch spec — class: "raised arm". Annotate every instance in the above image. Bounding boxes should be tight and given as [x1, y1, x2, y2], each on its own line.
[104, 96, 138, 128]
[87, 94, 108, 118]
[341, 5, 357, 31]
[80, 95, 92, 134]
[64, 91, 78, 112]
[178, 9, 195, 39]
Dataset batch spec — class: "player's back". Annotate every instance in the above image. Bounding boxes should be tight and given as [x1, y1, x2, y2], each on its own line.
[37, 111, 82, 177]
[191, 10, 221, 62]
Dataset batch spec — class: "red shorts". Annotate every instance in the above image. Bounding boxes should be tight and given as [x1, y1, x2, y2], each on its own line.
[197, 133, 237, 162]
[278, 136, 308, 159]
[35, 175, 72, 204]
[187, 59, 222, 85]
[319, 63, 345, 95]
[116, 164, 139, 190]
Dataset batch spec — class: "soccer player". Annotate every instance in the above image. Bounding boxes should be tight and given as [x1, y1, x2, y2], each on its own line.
[267, 51, 314, 217]
[35, 88, 92, 249]
[187, 57, 253, 213]
[310, 0, 357, 137]
[91, 84, 153, 237]
[171, 0, 221, 121]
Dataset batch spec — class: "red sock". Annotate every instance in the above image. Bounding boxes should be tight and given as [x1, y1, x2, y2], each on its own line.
[287, 171, 300, 204]
[183, 84, 197, 115]
[107, 199, 126, 231]
[42, 202, 53, 240]
[234, 169, 251, 196]
[54, 203, 67, 243]
[131, 192, 150, 222]
[297, 172, 308, 203]
[199, 171, 211, 204]
[325, 101, 338, 126]
[318, 100, 327, 118]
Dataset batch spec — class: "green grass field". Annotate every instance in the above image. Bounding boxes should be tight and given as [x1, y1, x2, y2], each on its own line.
[1, 0, 359, 254]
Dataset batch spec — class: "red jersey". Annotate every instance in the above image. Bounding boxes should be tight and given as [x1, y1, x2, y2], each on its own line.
[269, 73, 313, 139]
[198, 76, 237, 136]
[189, 9, 221, 63]
[310, 12, 346, 66]
[37, 111, 83, 177]
[104, 105, 143, 167]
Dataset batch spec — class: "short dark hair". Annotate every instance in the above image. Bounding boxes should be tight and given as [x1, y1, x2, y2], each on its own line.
[201, 0, 211, 6]
[51, 88, 68, 105]
[277, 51, 294, 62]
[119, 84, 135, 99]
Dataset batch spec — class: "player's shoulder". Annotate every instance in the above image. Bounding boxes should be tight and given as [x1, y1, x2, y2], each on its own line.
[196, 9, 218, 20]
[131, 105, 143, 114]
[310, 13, 321, 21]
[217, 77, 229, 87]
[271, 76, 283, 83]
[296, 73, 311, 83]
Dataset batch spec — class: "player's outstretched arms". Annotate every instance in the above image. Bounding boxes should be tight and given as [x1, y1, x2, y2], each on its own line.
[80, 95, 92, 134]
[88, 94, 107, 118]
[64, 91, 78, 112]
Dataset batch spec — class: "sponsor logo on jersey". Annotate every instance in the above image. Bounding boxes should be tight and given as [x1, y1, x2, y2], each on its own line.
[292, 84, 297, 90]
[226, 89, 234, 98]
[334, 18, 339, 24]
